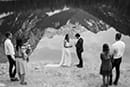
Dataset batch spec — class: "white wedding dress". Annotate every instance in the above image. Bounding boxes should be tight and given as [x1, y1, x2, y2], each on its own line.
[45, 40, 72, 67]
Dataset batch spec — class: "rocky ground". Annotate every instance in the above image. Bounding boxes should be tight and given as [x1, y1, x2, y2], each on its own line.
[0, 61, 130, 87]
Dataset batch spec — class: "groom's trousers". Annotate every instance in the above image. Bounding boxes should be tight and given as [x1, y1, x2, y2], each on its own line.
[76, 51, 83, 67]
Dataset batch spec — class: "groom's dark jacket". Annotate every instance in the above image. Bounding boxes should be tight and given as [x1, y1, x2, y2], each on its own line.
[76, 38, 84, 52]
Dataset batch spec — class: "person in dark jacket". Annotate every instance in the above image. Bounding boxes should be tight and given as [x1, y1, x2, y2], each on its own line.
[75, 33, 84, 68]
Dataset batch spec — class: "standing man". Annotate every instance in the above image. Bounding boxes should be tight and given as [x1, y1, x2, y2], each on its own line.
[4, 32, 18, 81]
[110, 33, 125, 85]
[75, 33, 84, 68]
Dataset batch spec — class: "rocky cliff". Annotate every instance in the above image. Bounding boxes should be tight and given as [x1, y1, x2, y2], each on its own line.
[0, 1, 130, 62]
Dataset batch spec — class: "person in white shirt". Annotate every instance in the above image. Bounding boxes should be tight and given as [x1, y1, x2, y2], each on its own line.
[109, 33, 125, 86]
[4, 32, 18, 81]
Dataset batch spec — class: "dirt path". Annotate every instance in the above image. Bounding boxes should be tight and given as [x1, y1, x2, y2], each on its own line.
[0, 62, 130, 87]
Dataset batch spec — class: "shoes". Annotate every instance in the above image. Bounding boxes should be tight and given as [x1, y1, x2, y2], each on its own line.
[105, 84, 108, 87]
[101, 84, 104, 87]
[76, 64, 83, 68]
[109, 82, 118, 86]
[11, 78, 19, 81]
[113, 82, 118, 86]
[101, 84, 108, 87]
[20, 82, 27, 85]
[109, 82, 112, 86]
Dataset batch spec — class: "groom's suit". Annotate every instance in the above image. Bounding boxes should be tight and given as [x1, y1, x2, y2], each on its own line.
[75, 37, 84, 67]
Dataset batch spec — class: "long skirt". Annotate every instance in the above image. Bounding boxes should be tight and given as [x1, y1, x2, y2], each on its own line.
[16, 58, 26, 75]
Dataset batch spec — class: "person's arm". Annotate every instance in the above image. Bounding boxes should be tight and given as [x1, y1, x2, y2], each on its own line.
[75, 39, 79, 48]
[67, 45, 73, 48]
[110, 54, 114, 63]
[112, 43, 118, 56]
[100, 53, 103, 61]
[21, 47, 28, 60]
[26, 44, 32, 55]
[81, 39, 83, 46]
[76, 39, 83, 48]
[4, 41, 8, 55]
[28, 45, 32, 56]
[64, 40, 66, 48]
[64, 40, 72, 48]
[26, 45, 32, 62]
[81, 38, 84, 51]
[100, 53, 109, 60]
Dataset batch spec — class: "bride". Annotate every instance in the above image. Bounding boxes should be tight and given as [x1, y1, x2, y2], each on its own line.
[45, 34, 73, 67]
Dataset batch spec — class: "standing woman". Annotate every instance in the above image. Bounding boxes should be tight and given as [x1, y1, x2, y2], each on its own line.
[45, 34, 73, 67]
[100, 43, 112, 87]
[61, 34, 73, 66]
[15, 38, 28, 85]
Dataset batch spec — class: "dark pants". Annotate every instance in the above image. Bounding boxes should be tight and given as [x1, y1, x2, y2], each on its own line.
[110, 57, 122, 84]
[7, 55, 16, 79]
[76, 51, 83, 67]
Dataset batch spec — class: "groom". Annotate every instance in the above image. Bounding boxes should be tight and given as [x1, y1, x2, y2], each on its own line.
[75, 33, 84, 68]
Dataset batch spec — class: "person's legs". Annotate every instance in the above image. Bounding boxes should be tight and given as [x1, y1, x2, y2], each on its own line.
[19, 60, 27, 85]
[106, 75, 110, 87]
[76, 51, 83, 67]
[11, 58, 16, 78]
[7, 55, 19, 81]
[7, 55, 14, 80]
[101, 75, 106, 87]
[109, 60, 115, 85]
[18, 73, 21, 80]
[20, 74, 27, 85]
[109, 73, 113, 85]
[68, 51, 72, 66]
[114, 58, 122, 85]
[20, 74, 24, 83]
[103, 75, 105, 85]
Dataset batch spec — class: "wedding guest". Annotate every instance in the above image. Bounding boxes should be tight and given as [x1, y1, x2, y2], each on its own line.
[100, 43, 112, 87]
[109, 33, 125, 85]
[15, 38, 28, 85]
[4, 32, 18, 81]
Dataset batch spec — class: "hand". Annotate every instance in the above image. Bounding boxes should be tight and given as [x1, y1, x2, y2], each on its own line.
[11, 55, 15, 61]
[26, 57, 29, 62]
[70, 45, 73, 48]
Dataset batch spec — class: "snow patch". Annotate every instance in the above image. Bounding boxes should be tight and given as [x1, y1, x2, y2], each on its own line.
[0, 12, 13, 19]
[46, 6, 70, 16]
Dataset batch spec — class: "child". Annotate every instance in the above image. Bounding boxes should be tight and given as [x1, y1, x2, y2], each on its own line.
[100, 43, 112, 87]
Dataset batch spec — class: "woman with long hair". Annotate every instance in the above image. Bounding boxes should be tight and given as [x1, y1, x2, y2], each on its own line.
[60, 34, 73, 66]
[15, 38, 28, 85]
[100, 43, 112, 87]
[45, 34, 73, 67]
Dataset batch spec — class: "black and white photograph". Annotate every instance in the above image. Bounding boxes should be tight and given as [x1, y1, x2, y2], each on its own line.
[0, 0, 130, 87]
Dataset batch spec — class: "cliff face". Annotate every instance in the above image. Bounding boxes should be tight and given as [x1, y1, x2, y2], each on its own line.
[0, 1, 130, 62]
[0, 7, 110, 62]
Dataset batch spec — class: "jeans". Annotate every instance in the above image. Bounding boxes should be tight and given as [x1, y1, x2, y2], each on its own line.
[7, 55, 16, 79]
[110, 57, 122, 84]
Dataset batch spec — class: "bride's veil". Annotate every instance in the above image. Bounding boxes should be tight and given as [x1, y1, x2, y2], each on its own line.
[59, 36, 66, 65]
[45, 35, 65, 67]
